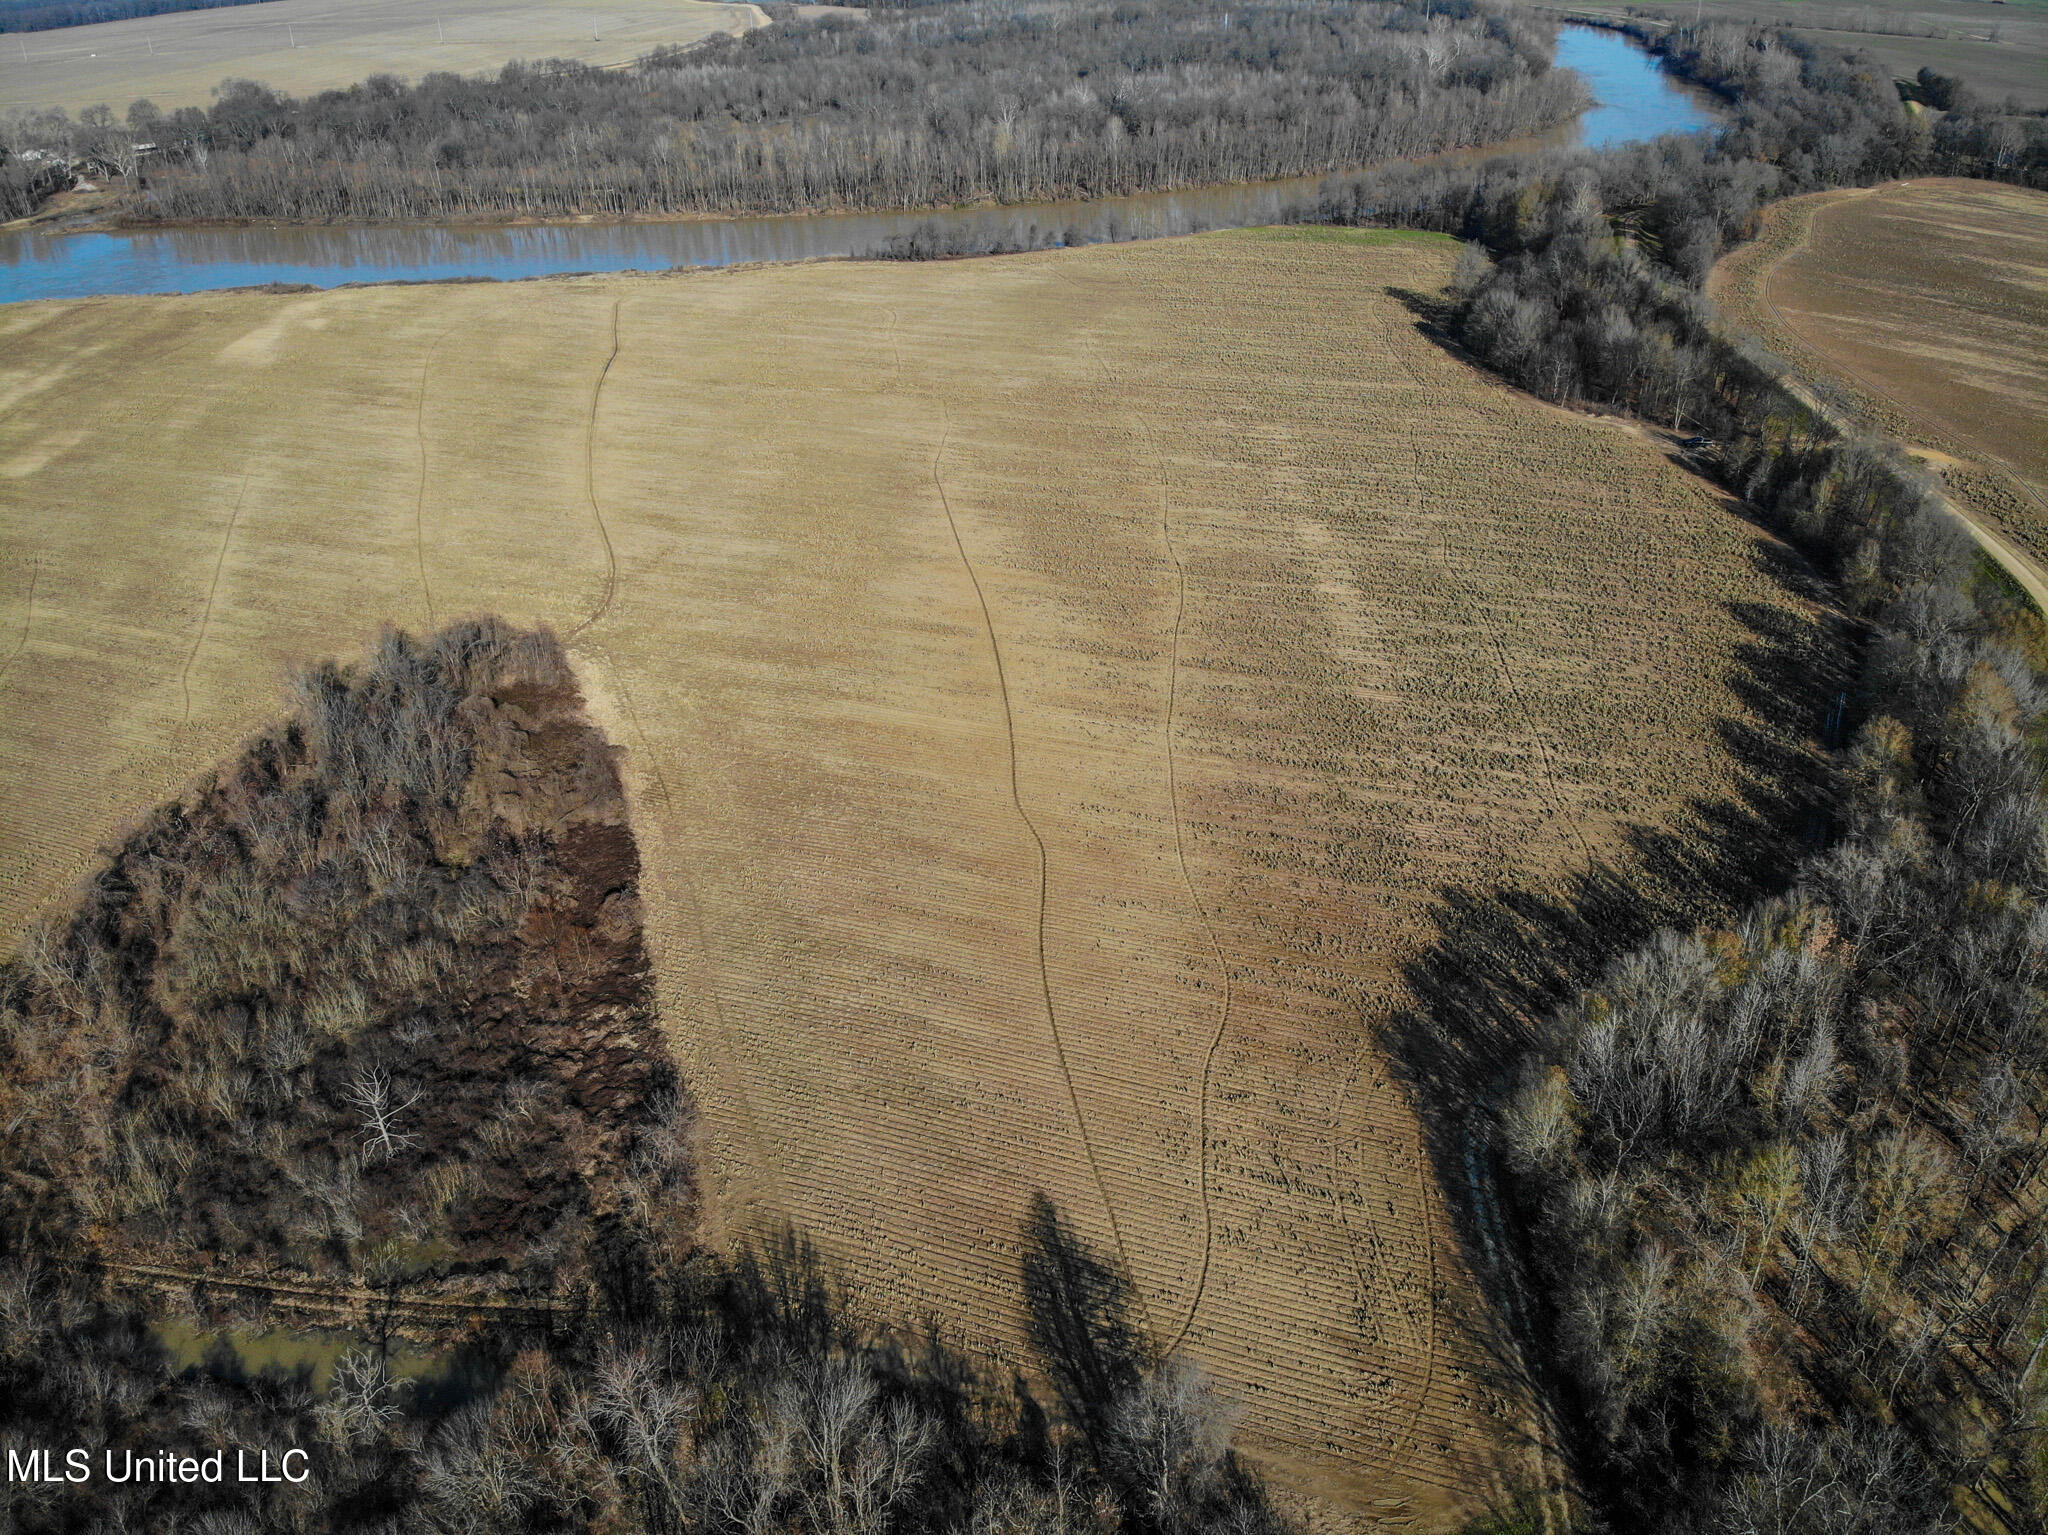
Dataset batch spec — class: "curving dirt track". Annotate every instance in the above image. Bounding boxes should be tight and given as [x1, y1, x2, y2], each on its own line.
[0, 232, 1818, 1527]
[1710, 178, 2048, 574]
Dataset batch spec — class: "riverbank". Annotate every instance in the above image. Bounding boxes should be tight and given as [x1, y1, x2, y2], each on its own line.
[0, 22, 1721, 301]
[0, 24, 1721, 303]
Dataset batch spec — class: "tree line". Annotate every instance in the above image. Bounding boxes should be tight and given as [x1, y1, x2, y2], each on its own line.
[1300, 20, 2048, 1531]
[0, 0, 271, 34]
[2, 0, 1595, 222]
[0, 1206, 1294, 1533]
[0, 617, 1302, 1533]
[0, 620, 687, 1299]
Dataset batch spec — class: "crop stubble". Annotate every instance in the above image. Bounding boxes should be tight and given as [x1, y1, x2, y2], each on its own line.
[0, 233, 1812, 1522]
[0, 0, 766, 119]
[1710, 177, 2048, 565]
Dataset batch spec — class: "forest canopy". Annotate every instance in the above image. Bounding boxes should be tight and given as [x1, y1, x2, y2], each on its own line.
[2, 0, 1592, 221]
[0, 0, 271, 33]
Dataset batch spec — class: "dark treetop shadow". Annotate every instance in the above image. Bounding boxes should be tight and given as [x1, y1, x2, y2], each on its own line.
[1373, 509, 1853, 1500]
[1019, 1190, 1151, 1459]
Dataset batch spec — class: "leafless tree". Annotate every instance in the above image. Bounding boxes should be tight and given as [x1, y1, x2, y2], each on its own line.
[321, 1350, 402, 1447]
[593, 1345, 699, 1529]
[346, 1065, 423, 1162]
[1104, 1358, 1239, 1532]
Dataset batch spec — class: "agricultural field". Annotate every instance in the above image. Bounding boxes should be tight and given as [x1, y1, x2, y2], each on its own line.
[0, 230, 1823, 1526]
[1710, 177, 2048, 571]
[0, 0, 767, 118]
[1548, 0, 2048, 109]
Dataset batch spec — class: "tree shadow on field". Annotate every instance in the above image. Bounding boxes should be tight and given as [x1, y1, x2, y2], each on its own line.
[1387, 284, 1463, 350]
[1374, 521, 1857, 1500]
[721, 1223, 851, 1356]
[1019, 1191, 1150, 1459]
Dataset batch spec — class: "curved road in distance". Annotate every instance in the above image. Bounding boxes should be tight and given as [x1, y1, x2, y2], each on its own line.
[1747, 182, 2048, 615]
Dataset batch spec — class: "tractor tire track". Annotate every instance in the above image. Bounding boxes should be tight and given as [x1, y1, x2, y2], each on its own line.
[1381, 310, 1594, 866]
[884, 305, 906, 393]
[1049, 261, 1230, 1358]
[1439, 523, 1596, 866]
[928, 401, 1156, 1347]
[568, 298, 622, 642]
[100, 1258, 556, 1328]
[1378, 305, 1575, 1530]
[178, 474, 249, 725]
[0, 556, 36, 697]
[585, 646, 792, 1221]
[1147, 412, 1234, 1362]
[413, 336, 439, 630]
[1329, 1048, 1426, 1357]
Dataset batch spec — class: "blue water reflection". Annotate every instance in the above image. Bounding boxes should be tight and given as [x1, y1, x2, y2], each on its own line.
[1555, 26, 1717, 149]
[0, 27, 1718, 304]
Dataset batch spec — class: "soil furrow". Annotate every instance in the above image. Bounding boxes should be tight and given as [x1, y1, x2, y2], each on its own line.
[177, 473, 248, 725]
[927, 404, 1154, 1345]
[569, 297, 622, 642]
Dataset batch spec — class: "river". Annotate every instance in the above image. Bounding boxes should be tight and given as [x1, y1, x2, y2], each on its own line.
[0, 25, 1716, 304]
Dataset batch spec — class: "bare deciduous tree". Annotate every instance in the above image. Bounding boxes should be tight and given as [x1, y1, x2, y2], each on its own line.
[346, 1065, 423, 1162]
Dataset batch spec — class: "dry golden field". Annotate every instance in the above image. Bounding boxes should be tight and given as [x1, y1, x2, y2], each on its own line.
[0, 0, 767, 118]
[0, 231, 1819, 1526]
[1711, 177, 2048, 568]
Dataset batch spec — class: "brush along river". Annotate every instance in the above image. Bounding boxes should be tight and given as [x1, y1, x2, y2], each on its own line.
[0, 26, 1716, 303]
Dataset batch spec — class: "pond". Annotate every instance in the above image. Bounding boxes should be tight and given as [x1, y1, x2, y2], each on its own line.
[154, 1318, 495, 1410]
[0, 25, 1719, 304]
[154, 1318, 447, 1392]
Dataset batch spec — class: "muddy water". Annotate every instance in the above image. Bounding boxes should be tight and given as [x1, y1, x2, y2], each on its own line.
[153, 1319, 476, 1400]
[0, 27, 1716, 303]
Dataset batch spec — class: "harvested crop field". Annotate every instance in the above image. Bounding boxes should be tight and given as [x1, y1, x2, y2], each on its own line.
[0, 231, 1824, 1526]
[1561, 0, 2048, 111]
[1711, 177, 2048, 567]
[0, 0, 767, 118]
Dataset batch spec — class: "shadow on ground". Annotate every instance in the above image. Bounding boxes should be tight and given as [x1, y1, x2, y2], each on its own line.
[1362, 309, 1859, 1510]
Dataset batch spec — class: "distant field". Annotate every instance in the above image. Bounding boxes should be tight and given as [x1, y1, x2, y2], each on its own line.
[0, 232, 1819, 1527]
[0, 0, 766, 117]
[1551, 0, 2048, 108]
[1711, 177, 2048, 567]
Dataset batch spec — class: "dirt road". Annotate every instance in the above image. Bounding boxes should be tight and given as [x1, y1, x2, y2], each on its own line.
[1710, 178, 2048, 601]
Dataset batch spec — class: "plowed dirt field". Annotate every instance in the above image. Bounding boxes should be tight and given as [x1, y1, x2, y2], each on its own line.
[0, 0, 767, 118]
[1710, 177, 2048, 571]
[0, 231, 1818, 1527]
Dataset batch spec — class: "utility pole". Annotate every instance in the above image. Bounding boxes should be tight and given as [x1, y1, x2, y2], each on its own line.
[437, 17, 446, 44]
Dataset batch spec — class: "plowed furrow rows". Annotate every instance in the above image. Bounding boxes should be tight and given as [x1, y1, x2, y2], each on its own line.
[0, 238, 1815, 1526]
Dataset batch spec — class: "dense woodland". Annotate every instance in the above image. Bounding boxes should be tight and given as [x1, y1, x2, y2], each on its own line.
[1291, 19, 2048, 1533]
[0, 0, 1591, 220]
[0, 621, 688, 1295]
[0, 1209, 1294, 1532]
[0, 628, 1295, 1534]
[0, 0, 269, 34]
